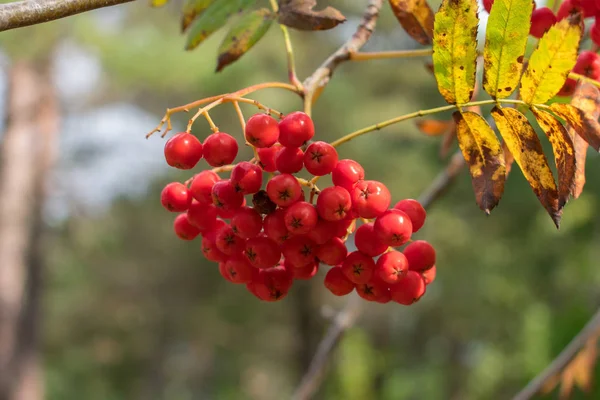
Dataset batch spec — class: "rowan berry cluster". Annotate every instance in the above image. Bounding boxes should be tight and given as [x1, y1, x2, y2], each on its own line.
[159, 111, 437, 305]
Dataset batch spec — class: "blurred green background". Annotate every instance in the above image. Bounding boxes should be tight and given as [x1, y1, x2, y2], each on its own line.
[0, 0, 599, 399]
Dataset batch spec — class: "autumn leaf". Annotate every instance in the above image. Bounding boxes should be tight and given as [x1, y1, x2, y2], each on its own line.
[415, 119, 453, 136]
[491, 106, 561, 227]
[520, 14, 583, 105]
[453, 111, 505, 213]
[432, 0, 479, 105]
[181, 0, 215, 33]
[185, 0, 254, 51]
[550, 103, 600, 151]
[216, 9, 275, 72]
[277, 0, 346, 31]
[531, 108, 575, 210]
[502, 140, 515, 177]
[482, 0, 533, 99]
[388, 0, 435, 45]
[150, 0, 171, 7]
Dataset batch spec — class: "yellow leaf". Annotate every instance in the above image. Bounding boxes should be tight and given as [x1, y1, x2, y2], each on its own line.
[150, 0, 171, 6]
[502, 140, 515, 177]
[550, 103, 600, 151]
[520, 14, 583, 105]
[531, 108, 575, 210]
[432, 0, 479, 105]
[389, 0, 435, 45]
[491, 107, 561, 227]
[453, 111, 506, 213]
[482, 0, 533, 99]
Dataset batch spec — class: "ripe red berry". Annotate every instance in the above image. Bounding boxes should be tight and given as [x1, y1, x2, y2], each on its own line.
[187, 201, 218, 232]
[278, 111, 315, 148]
[284, 201, 318, 235]
[390, 271, 426, 305]
[275, 146, 304, 174]
[316, 186, 352, 221]
[231, 207, 263, 239]
[173, 213, 201, 240]
[164, 132, 203, 169]
[529, 7, 557, 38]
[215, 224, 246, 255]
[393, 199, 426, 233]
[354, 223, 388, 257]
[253, 266, 293, 301]
[316, 237, 348, 266]
[223, 254, 254, 284]
[304, 141, 339, 176]
[230, 161, 263, 194]
[161, 182, 192, 212]
[421, 265, 436, 285]
[219, 262, 235, 283]
[245, 113, 279, 148]
[351, 180, 391, 219]
[376, 250, 409, 284]
[257, 143, 281, 172]
[592, 21, 600, 46]
[190, 170, 220, 204]
[483, 0, 493, 12]
[332, 159, 365, 191]
[557, 0, 581, 20]
[306, 218, 337, 245]
[558, 78, 577, 97]
[201, 231, 228, 262]
[333, 216, 355, 238]
[202, 132, 238, 166]
[216, 197, 246, 219]
[341, 251, 375, 284]
[356, 278, 390, 302]
[573, 0, 596, 17]
[244, 236, 282, 269]
[374, 210, 413, 247]
[266, 174, 303, 207]
[282, 235, 318, 268]
[289, 260, 319, 280]
[212, 180, 244, 211]
[404, 240, 436, 272]
[324, 266, 355, 296]
[263, 208, 291, 244]
[574, 51, 600, 81]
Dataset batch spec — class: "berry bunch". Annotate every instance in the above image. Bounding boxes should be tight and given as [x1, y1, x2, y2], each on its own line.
[160, 111, 437, 305]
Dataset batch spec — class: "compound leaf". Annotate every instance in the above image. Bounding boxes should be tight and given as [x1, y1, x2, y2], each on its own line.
[181, 0, 216, 33]
[432, 0, 479, 104]
[482, 0, 533, 99]
[217, 8, 275, 72]
[278, 0, 346, 31]
[520, 14, 583, 105]
[453, 111, 506, 213]
[389, 0, 435, 45]
[492, 106, 561, 227]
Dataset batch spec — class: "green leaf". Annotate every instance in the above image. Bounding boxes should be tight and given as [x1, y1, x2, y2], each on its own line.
[181, 0, 216, 33]
[519, 14, 583, 105]
[432, 0, 479, 105]
[150, 0, 171, 7]
[185, 0, 255, 51]
[217, 8, 274, 72]
[482, 0, 533, 99]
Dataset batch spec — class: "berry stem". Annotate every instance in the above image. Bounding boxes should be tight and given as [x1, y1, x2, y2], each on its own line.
[225, 96, 285, 119]
[349, 48, 433, 61]
[232, 101, 246, 132]
[568, 72, 600, 90]
[297, 177, 321, 194]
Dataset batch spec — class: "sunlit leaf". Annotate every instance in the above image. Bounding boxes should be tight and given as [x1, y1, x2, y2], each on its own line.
[185, 0, 254, 51]
[482, 0, 533, 99]
[550, 102, 600, 151]
[432, 0, 479, 104]
[491, 106, 561, 227]
[278, 0, 346, 31]
[415, 119, 453, 136]
[520, 14, 583, 105]
[453, 111, 505, 213]
[217, 8, 275, 72]
[181, 0, 216, 33]
[389, 0, 435, 45]
[531, 108, 575, 210]
[150, 0, 171, 7]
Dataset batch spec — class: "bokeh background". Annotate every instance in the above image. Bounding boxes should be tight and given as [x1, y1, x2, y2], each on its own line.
[0, 0, 599, 399]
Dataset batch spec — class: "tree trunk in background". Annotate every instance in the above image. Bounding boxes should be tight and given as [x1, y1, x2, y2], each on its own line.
[0, 61, 59, 400]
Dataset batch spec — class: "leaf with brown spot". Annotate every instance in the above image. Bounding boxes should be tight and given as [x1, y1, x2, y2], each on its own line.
[277, 0, 346, 31]
[550, 103, 600, 151]
[531, 108, 575, 210]
[181, 0, 216, 33]
[491, 106, 561, 227]
[453, 111, 506, 213]
[415, 119, 453, 136]
[389, 0, 435, 45]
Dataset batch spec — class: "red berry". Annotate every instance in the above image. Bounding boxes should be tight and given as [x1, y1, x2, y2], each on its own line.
[216, 197, 246, 219]
[483, 0, 493, 12]
[356, 278, 390, 302]
[393, 199, 426, 233]
[332, 159, 365, 191]
[263, 208, 291, 244]
[282, 235, 318, 268]
[215, 224, 246, 255]
[558, 78, 577, 97]
[374, 210, 413, 247]
[212, 180, 244, 211]
[529, 7, 557, 38]
[202, 132, 238, 166]
[257, 144, 281, 172]
[164, 132, 203, 169]
[190, 170, 220, 204]
[390, 271, 426, 305]
[354, 223, 388, 257]
[161, 182, 192, 212]
[591, 21, 600, 46]
[324, 266, 355, 296]
[289, 260, 319, 280]
[572, 0, 596, 17]
[230, 161, 263, 194]
[173, 213, 201, 240]
[376, 250, 409, 284]
[278, 111, 315, 147]
[316, 186, 352, 221]
[304, 141, 339, 176]
[574, 50, 600, 81]
[219, 262, 235, 283]
[187, 201, 218, 231]
[231, 207, 263, 239]
[403, 240, 436, 272]
[245, 113, 279, 148]
[306, 218, 337, 245]
[341, 251, 375, 284]
[266, 174, 303, 207]
[253, 266, 293, 301]
[223, 254, 254, 283]
[421, 265, 436, 285]
[201, 231, 228, 262]
[316, 237, 348, 266]
[351, 180, 391, 219]
[284, 201, 318, 235]
[333, 216, 355, 238]
[557, 0, 581, 20]
[244, 236, 282, 269]
[275, 146, 304, 173]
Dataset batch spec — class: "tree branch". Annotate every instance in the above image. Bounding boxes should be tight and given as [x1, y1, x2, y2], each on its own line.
[0, 0, 135, 32]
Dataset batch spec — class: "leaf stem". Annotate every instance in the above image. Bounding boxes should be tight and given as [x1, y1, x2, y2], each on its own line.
[349, 48, 434, 61]
[568, 72, 600, 90]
